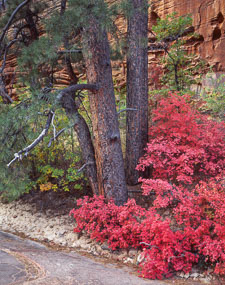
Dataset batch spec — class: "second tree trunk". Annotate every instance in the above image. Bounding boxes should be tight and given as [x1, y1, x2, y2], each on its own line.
[126, 0, 149, 185]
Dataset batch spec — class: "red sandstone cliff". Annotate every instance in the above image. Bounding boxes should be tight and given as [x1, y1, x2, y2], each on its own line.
[150, 0, 225, 71]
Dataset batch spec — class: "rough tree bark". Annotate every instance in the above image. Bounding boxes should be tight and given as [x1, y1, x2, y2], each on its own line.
[82, 1, 128, 205]
[59, 84, 99, 195]
[126, 0, 149, 185]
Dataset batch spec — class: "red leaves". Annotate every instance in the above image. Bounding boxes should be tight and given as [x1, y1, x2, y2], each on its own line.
[70, 196, 145, 250]
[138, 93, 225, 184]
[70, 176, 225, 279]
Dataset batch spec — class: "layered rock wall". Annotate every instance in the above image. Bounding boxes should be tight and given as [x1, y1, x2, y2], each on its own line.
[150, 0, 225, 71]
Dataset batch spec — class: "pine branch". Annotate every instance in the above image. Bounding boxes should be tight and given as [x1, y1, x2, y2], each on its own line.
[7, 84, 99, 166]
[57, 49, 82, 54]
[57, 83, 99, 114]
[57, 83, 99, 99]
[0, 38, 19, 74]
[0, 0, 31, 47]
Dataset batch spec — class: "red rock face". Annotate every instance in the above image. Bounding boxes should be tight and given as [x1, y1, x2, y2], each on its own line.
[150, 0, 225, 71]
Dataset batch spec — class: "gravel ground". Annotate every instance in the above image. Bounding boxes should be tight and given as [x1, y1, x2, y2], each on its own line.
[0, 200, 141, 264]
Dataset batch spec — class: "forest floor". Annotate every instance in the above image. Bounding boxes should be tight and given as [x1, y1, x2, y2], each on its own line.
[0, 191, 222, 285]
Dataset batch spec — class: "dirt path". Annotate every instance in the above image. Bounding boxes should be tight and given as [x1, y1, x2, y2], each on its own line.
[0, 231, 168, 285]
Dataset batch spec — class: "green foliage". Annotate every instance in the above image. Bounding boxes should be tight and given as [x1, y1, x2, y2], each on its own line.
[201, 74, 225, 120]
[0, 84, 87, 200]
[152, 12, 192, 42]
[18, 37, 59, 85]
[0, 163, 31, 201]
[152, 13, 205, 93]
[29, 141, 86, 194]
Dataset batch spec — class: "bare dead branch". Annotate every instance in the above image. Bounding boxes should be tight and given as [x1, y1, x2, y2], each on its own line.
[7, 111, 54, 167]
[48, 127, 66, 147]
[0, 38, 19, 74]
[7, 83, 98, 167]
[77, 162, 94, 173]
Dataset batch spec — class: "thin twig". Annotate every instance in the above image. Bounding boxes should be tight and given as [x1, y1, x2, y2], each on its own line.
[77, 94, 92, 126]
[57, 49, 82, 54]
[77, 162, 94, 173]
[48, 127, 66, 147]
[51, 111, 56, 140]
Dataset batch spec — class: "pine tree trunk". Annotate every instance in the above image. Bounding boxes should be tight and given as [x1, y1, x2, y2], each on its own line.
[82, 3, 128, 205]
[59, 87, 99, 195]
[126, 0, 149, 185]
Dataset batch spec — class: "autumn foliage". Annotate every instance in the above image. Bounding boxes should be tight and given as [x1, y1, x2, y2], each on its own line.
[138, 93, 225, 184]
[70, 93, 225, 279]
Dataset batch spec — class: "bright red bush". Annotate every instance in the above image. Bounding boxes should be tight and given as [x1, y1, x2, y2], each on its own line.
[137, 93, 225, 184]
[141, 175, 225, 278]
[69, 196, 146, 250]
[70, 175, 225, 279]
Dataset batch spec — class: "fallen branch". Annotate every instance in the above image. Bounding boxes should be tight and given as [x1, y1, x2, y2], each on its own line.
[7, 111, 54, 167]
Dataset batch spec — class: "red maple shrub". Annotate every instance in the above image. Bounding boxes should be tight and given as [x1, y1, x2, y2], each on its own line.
[70, 176, 225, 279]
[139, 174, 225, 279]
[69, 196, 146, 250]
[69, 93, 225, 280]
[137, 93, 225, 184]
[136, 93, 225, 278]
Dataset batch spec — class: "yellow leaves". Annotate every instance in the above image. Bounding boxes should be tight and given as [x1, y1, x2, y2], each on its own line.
[40, 182, 53, 192]
[39, 182, 58, 192]
[52, 184, 58, 192]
